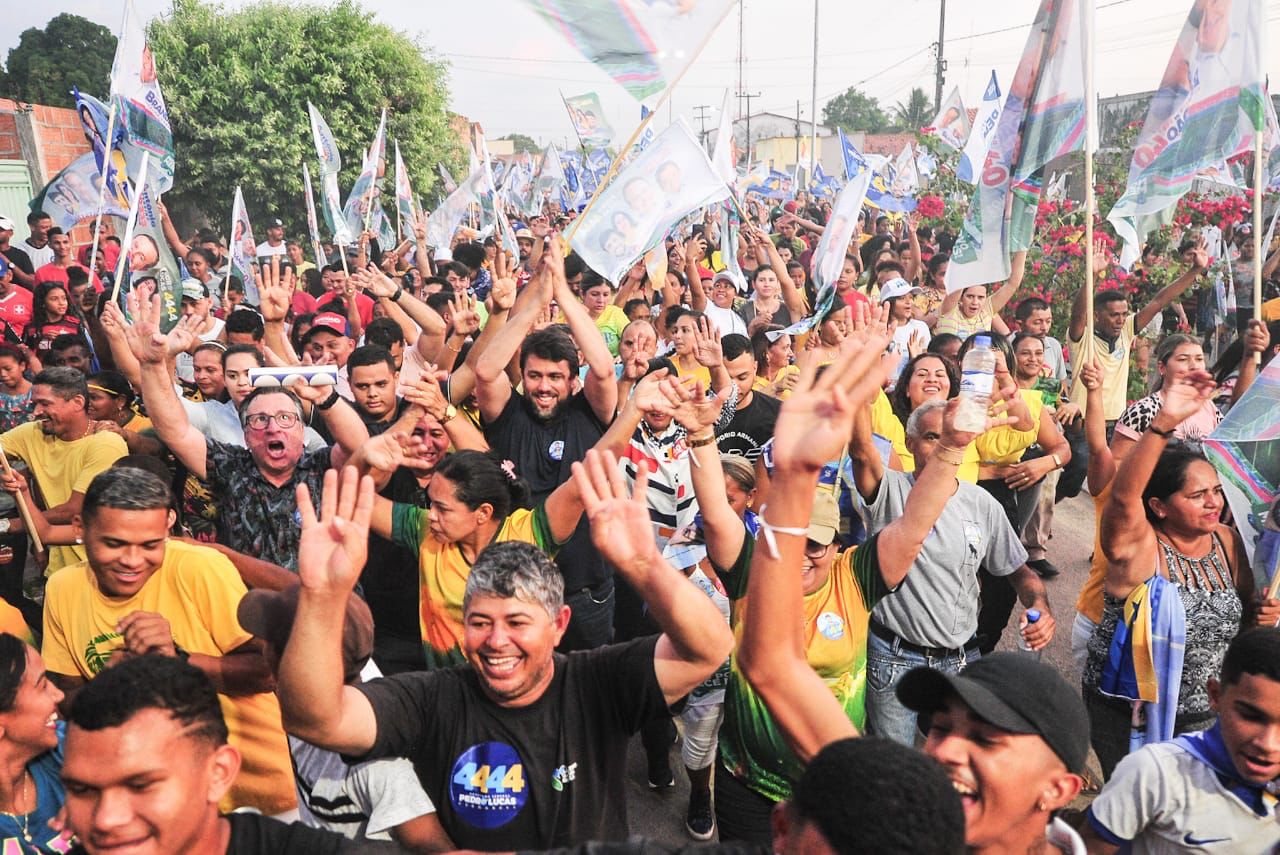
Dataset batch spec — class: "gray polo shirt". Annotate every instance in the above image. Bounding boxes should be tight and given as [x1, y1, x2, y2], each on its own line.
[861, 469, 1026, 648]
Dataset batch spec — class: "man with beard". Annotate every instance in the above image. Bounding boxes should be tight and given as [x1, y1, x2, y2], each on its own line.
[474, 238, 618, 651]
[0, 367, 126, 572]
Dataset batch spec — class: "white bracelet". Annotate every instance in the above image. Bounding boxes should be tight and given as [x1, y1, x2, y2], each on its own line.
[755, 504, 809, 559]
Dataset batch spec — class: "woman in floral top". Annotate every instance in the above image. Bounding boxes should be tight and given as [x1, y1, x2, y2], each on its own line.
[0, 345, 32, 433]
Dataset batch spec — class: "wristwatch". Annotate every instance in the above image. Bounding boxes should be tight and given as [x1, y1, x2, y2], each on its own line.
[389, 288, 404, 302]
[438, 404, 458, 425]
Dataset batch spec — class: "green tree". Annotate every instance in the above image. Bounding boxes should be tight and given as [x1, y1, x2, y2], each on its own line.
[821, 88, 889, 133]
[499, 133, 540, 154]
[2, 14, 117, 108]
[149, 0, 462, 238]
[892, 88, 934, 131]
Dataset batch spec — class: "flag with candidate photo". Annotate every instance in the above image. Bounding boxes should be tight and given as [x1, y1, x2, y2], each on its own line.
[930, 87, 971, 150]
[72, 88, 135, 209]
[344, 109, 388, 239]
[230, 186, 259, 303]
[958, 71, 1005, 184]
[110, 0, 175, 194]
[526, 0, 734, 103]
[1108, 0, 1272, 267]
[570, 118, 729, 287]
[711, 89, 737, 187]
[30, 152, 131, 231]
[809, 166, 873, 311]
[128, 214, 183, 333]
[302, 164, 327, 269]
[948, 0, 1087, 293]
[564, 91, 614, 146]
[394, 141, 418, 243]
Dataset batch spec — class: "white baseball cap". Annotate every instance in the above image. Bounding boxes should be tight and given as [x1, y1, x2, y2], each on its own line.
[878, 277, 920, 303]
[0, 216, 14, 231]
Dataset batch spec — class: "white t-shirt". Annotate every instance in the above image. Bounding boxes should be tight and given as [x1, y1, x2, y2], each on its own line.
[23, 240, 53, 269]
[256, 240, 287, 258]
[887, 319, 931, 389]
[702, 303, 748, 338]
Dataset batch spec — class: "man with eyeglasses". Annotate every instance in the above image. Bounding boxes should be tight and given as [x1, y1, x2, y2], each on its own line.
[124, 292, 371, 570]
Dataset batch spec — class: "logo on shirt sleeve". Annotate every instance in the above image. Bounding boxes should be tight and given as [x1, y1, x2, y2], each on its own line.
[449, 742, 528, 828]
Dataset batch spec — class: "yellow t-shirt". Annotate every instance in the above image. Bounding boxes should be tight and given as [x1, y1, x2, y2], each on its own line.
[752, 366, 799, 400]
[673, 359, 713, 390]
[392, 504, 561, 669]
[1068, 316, 1135, 422]
[869, 390, 979, 482]
[594, 304, 630, 357]
[41, 540, 296, 815]
[975, 389, 1043, 465]
[0, 422, 126, 572]
[934, 306, 993, 340]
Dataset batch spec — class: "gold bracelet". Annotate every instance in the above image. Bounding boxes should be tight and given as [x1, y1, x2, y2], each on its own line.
[935, 441, 967, 456]
[447, 339, 464, 353]
[686, 432, 717, 448]
[933, 449, 966, 466]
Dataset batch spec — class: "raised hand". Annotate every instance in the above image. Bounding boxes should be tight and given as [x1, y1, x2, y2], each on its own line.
[403, 367, 451, 420]
[452, 293, 482, 337]
[772, 326, 890, 474]
[1243, 318, 1271, 355]
[630, 368, 673, 418]
[692, 317, 723, 368]
[572, 448, 660, 576]
[1154, 369, 1217, 429]
[295, 466, 375, 597]
[123, 289, 174, 365]
[353, 431, 432, 474]
[659, 375, 730, 434]
[489, 276, 517, 312]
[259, 254, 294, 323]
[1187, 235, 1210, 270]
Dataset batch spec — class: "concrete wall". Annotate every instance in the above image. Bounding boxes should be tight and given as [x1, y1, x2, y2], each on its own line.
[0, 99, 97, 245]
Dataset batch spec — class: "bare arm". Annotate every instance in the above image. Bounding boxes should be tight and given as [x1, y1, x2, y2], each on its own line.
[473, 264, 552, 423]
[847, 393, 886, 502]
[573, 449, 734, 706]
[1081, 360, 1116, 496]
[758, 228, 807, 318]
[277, 468, 380, 754]
[1135, 243, 1206, 331]
[684, 237, 709, 312]
[1230, 319, 1271, 405]
[445, 280, 513, 407]
[158, 202, 192, 260]
[546, 236, 618, 423]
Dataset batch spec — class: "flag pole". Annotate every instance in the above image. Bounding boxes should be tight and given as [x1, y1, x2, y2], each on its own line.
[1253, 118, 1264, 364]
[86, 100, 119, 282]
[110, 152, 149, 306]
[1082, 0, 1096, 364]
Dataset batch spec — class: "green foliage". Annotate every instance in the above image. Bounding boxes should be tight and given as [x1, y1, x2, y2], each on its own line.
[2, 14, 117, 108]
[821, 87, 889, 134]
[499, 133, 540, 154]
[892, 88, 933, 131]
[149, 0, 463, 238]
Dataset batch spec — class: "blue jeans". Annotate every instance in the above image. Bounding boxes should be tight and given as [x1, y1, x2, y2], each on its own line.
[865, 627, 979, 745]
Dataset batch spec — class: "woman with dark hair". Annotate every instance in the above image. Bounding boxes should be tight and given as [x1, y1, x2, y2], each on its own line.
[1082, 371, 1274, 779]
[362, 448, 597, 669]
[919, 252, 950, 328]
[85, 370, 160, 456]
[749, 326, 797, 399]
[0, 633, 69, 852]
[22, 283, 85, 366]
[871, 352, 975, 480]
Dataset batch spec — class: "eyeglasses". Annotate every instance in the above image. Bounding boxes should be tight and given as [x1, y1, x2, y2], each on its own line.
[804, 539, 832, 558]
[244, 411, 300, 431]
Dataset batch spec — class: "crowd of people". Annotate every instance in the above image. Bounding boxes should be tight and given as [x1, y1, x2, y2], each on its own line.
[0, 181, 1276, 855]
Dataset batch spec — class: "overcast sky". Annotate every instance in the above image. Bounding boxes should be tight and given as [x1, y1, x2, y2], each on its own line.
[8, 0, 1280, 146]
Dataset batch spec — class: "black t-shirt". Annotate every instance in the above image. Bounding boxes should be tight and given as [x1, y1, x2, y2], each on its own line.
[484, 392, 609, 590]
[715, 392, 781, 461]
[355, 636, 675, 850]
[0, 245, 32, 276]
[524, 841, 768, 855]
[363, 464, 430, 642]
[361, 397, 413, 437]
[68, 811, 399, 854]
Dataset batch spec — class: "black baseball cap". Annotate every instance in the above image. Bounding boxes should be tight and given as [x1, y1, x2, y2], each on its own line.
[896, 652, 1090, 773]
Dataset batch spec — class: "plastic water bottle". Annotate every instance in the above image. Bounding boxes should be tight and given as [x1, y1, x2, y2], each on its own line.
[1017, 609, 1042, 660]
[955, 334, 996, 432]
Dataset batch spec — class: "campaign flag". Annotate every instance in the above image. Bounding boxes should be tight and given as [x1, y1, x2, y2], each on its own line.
[344, 109, 388, 239]
[570, 119, 729, 286]
[809, 162, 839, 198]
[889, 142, 920, 197]
[958, 71, 1005, 184]
[230, 186, 259, 303]
[563, 91, 614, 146]
[128, 209, 183, 333]
[302, 164, 326, 269]
[916, 147, 938, 179]
[394, 142, 418, 242]
[29, 152, 131, 230]
[427, 166, 493, 250]
[836, 128, 867, 180]
[711, 89, 737, 186]
[526, 0, 734, 103]
[72, 88, 134, 209]
[718, 200, 748, 293]
[947, 0, 1087, 293]
[307, 102, 341, 176]
[109, 0, 174, 194]
[809, 167, 874, 311]
[535, 143, 567, 206]
[636, 105, 656, 153]
[110, 151, 149, 307]
[1108, 0, 1270, 268]
[439, 164, 458, 194]
[1205, 358, 1280, 577]
[745, 169, 793, 200]
[930, 86, 971, 150]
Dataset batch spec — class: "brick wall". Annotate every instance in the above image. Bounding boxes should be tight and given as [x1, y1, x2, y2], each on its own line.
[0, 99, 96, 246]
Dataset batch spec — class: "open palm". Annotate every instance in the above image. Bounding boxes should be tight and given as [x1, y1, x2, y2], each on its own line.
[295, 467, 374, 596]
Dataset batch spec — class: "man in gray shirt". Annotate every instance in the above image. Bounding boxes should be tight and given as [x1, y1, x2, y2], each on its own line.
[848, 397, 1055, 745]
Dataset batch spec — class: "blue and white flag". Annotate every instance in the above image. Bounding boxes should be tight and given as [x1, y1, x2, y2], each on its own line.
[837, 127, 866, 179]
[958, 71, 1005, 184]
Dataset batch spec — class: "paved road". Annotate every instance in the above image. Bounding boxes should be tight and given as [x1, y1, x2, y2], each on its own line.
[624, 492, 1101, 844]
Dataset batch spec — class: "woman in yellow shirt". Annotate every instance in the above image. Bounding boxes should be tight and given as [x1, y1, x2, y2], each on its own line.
[872, 352, 981, 481]
[85, 370, 162, 456]
[750, 325, 799, 399]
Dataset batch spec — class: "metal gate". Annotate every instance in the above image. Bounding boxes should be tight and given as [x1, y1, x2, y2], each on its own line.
[0, 161, 33, 233]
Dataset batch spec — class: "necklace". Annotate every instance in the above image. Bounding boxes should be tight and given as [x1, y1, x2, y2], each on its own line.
[0, 770, 31, 843]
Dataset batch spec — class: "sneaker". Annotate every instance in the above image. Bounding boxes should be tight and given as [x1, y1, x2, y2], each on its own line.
[1027, 558, 1060, 579]
[647, 759, 674, 790]
[686, 799, 715, 840]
